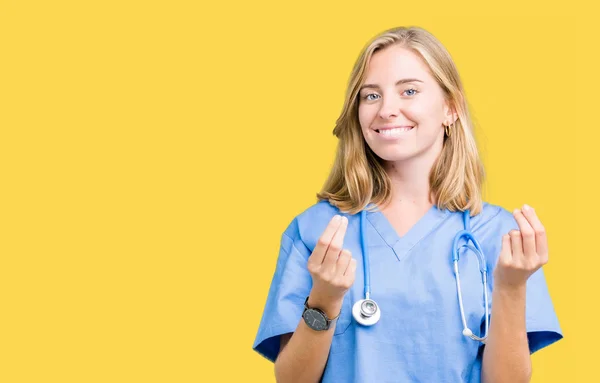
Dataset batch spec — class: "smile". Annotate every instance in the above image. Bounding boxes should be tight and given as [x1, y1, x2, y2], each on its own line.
[374, 126, 414, 139]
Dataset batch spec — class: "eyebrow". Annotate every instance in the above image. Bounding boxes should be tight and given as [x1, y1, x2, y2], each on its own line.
[359, 78, 423, 92]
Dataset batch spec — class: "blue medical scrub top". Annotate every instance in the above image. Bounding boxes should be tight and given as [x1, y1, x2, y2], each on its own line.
[253, 201, 563, 382]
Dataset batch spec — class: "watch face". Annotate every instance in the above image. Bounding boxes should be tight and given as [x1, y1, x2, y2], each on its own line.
[303, 309, 328, 331]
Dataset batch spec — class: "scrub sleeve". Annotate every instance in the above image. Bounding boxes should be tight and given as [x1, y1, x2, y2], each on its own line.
[252, 218, 312, 363]
[479, 207, 563, 354]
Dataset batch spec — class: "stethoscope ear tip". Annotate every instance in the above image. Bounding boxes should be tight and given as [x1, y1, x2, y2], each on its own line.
[462, 328, 473, 337]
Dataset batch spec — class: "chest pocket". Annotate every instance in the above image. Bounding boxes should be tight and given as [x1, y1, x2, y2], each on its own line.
[333, 291, 353, 335]
[329, 289, 354, 356]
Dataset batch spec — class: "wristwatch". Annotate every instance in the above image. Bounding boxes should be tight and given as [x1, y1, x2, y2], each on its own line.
[302, 296, 340, 331]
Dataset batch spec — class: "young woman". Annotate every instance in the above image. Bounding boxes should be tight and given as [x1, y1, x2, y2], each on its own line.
[253, 26, 562, 382]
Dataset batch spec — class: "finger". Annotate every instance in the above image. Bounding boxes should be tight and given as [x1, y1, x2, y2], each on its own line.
[336, 249, 352, 277]
[513, 208, 536, 258]
[323, 216, 348, 270]
[521, 204, 548, 258]
[309, 215, 343, 266]
[344, 257, 357, 278]
[509, 229, 523, 263]
[498, 234, 512, 264]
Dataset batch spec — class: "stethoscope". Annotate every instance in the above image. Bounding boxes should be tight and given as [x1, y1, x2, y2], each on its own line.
[352, 208, 490, 344]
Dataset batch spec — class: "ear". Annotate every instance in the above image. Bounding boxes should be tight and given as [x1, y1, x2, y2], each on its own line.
[443, 101, 458, 126]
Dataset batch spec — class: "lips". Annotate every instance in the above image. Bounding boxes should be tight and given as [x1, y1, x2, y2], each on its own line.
[372, 126, 415, 140]
[374, 126, 414, 134]
[374, 126, 414, 133]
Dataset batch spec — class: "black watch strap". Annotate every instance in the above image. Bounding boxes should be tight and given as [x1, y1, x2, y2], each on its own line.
[304, 296, 341, 321]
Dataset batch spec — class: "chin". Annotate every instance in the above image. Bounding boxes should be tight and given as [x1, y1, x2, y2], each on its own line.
[370, 147, 418, 162]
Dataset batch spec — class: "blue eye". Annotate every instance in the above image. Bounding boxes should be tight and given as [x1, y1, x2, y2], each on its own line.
[361, 88, 418, 101]
[404, 88, 418, 96]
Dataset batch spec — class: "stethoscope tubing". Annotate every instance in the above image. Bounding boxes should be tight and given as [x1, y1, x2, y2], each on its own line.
[360, 209, 371, 300]
[355, 207, 489, 343]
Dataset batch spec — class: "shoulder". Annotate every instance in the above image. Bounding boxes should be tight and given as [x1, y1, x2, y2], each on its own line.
[296, 199, 342, 226]
[471, 202, 519, 246]
[471, 202, 518, 231]
[282, 199, 342, 251]
[469, 201, 519, 234]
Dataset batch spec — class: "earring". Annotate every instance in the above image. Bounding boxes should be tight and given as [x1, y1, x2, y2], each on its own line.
[445, 123, 452, 137]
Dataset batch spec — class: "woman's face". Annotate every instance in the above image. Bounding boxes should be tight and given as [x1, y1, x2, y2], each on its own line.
[358, 45, 453, 163]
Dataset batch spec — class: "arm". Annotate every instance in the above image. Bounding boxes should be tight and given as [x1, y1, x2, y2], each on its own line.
[274, 215, 355, 382]
[482, 205, 549, 383]
[481, 285, 532, 383]
[274, 295, 343, 383]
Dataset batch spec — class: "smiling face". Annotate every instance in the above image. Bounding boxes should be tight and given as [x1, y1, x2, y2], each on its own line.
[358, 44, 453, 163]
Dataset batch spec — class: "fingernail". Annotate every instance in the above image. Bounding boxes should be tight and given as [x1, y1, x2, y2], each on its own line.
[523, 204, 532, 212]
[333, 215, 341, 222]
[513, 208, 520, 215]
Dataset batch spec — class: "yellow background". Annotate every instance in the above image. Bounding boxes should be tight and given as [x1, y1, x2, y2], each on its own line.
[0, 0, 595, 381]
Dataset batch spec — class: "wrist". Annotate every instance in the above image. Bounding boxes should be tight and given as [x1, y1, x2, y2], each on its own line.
[494, 281, 527, 296]
[307, 293, 343, 319]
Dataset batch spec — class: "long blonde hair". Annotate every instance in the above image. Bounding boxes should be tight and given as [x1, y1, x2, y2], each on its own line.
[316, 26, 485, 216]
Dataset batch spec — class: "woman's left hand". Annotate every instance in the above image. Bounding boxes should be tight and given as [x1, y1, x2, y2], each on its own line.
[493, 204, 549, 290]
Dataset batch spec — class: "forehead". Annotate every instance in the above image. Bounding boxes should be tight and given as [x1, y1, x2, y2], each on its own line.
[364, 45, 433, 84]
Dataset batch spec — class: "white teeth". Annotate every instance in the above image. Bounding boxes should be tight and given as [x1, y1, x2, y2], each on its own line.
[378, 127, 413, 137]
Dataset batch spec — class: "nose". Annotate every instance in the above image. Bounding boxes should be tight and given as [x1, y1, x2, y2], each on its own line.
[377, 94, 403, 120]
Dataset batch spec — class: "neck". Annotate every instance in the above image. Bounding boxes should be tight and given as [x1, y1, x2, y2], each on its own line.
[382, 148, 441, 209]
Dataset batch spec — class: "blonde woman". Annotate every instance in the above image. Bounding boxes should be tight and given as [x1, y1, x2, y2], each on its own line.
[253, 26, 562, 382]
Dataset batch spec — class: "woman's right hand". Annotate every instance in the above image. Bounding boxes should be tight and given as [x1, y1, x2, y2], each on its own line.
[306, 214, 357, 318]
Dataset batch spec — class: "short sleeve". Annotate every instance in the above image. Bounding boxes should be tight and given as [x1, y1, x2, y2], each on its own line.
[252, 218, 313, 363]
[523, 267, 563, 353]
[479, 206, 563, 354]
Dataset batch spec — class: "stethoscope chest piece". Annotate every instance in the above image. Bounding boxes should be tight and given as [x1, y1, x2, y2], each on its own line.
[351, 208, 487, 343]
[352, 298, 381, 326]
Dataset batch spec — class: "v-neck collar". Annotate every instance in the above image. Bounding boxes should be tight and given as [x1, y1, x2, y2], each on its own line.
[365, 203, 450, 262]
